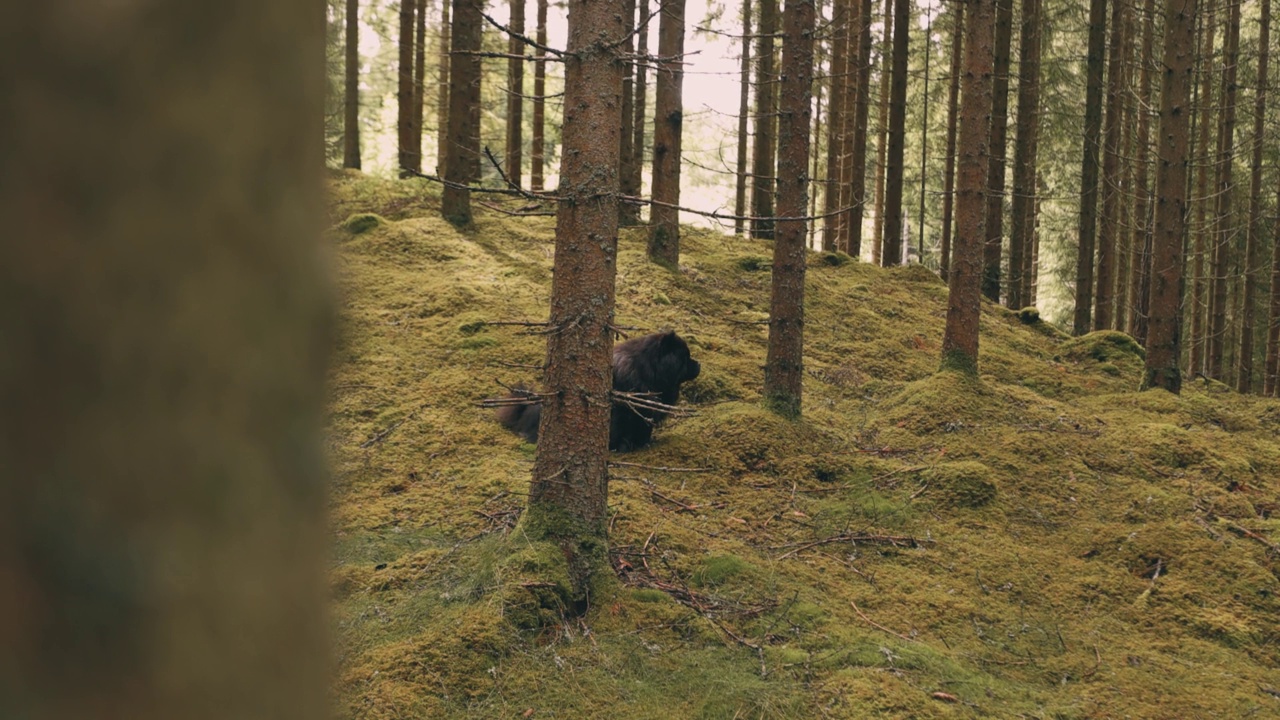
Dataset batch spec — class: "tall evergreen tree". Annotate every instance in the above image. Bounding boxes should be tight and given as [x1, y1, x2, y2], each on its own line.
[1237, 0, 1269, 393]
[411, 0, 428, 174]
[1074, 0, 1108, 334]
[619, 0, 637, 224]
[1207, 0, 1240, 380]
[505, 0, 526, 187]
[1128, 0, 1155, 342]
[845, 0, 874, 257]
[625, 0, 651, 224]
[397, 0, 418, 175]
[939, 0, 965, 280]
[1094, 0, 1130, 329]
[1189, 0, 1217, 375]
[1008, 0, 1041, 310]
[736, 0, 754, 235]
[751, 0, 780, 239]
[441, 0, 483, 225]
[649, 0, 687, 265]
[880, 0, 909, 266]
[344, 0, 362, 169]
[530, 0, 548, 191]
[823, 0, 852, 250]
[982, 0, 1013, 301]
[437, 0, 451, 175]
[871, 0, 894, 263]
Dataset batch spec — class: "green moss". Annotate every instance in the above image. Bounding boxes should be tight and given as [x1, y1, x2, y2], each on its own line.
[1017, 306, 1041, 324]
[737, 255, 770, 271]
[342, 212, 386, 234]
[692, 554, 756, 587]
[924, 461, 997, 508]
[816, 251, 853, 267]
[1060, 330, 1147, 362]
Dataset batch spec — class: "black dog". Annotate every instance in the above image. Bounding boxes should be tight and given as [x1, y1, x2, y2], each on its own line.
[496, 331, 701, 451]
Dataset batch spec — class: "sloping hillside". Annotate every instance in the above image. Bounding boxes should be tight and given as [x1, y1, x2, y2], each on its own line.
[327, 173, 1280, 719]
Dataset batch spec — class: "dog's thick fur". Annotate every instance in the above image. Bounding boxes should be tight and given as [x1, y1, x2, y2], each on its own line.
[496, 331, 701, 451]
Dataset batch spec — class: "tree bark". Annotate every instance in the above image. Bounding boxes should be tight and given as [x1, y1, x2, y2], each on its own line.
[1074, 0, 1108, 334]
[1207, 0, 1240, 380]
[880, 0, 909, 266]
[506, 0, 526, 187]
[412, 0, 428, 174]
[1189, 0, 1216, 375]
[1, 3, 329, 718]
[648, 0, 687, 265]
[823, 0, 852, 251]
[751, 0, 780, 239]
[871, 0, 894, 263]
[626, 0, 651, 223]
[845, 0, 874, 257]
[526, 0, 626, 604]
[942, 0, 996, 375]
[982, 0, 1013, 300]
[1267, 176, 1280, 396]
[1237, 0, 1269, 392]
[735, 0, 754, 235]
[1143, 0, 1195, 392]
[765, 0, 816, 416]
[397, 0, 417, 175]
[1007, 0, 1040, 310]
[939, 0, 964, 280]
[344, 0, 362, 169]
[1094, 0, 1129, 329]
[1128, 0, 1155, 342]
[619, 0, 637, 225]
[530, 0, 548, 191]
[437, 0, 451, 175]
[441, 0, 483, 225]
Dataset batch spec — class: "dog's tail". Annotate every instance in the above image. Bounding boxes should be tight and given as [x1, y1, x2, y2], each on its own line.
[495, 384, 541, 443]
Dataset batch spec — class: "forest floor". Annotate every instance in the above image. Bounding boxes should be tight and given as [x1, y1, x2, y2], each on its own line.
[326, 172, 1280, 719]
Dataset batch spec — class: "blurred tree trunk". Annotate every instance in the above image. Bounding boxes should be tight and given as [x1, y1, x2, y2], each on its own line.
[871, 0, 893, 263]
[1267, 180, 1280, 396]
[982, 0, 1012, 300]
[0, 3, 329, 718]
[942, 0, 995, 375]
[1207, 0, 1240, 380]
[765, 0, 815, 417]
[412, 0, 429, 174]
[823, 0, 851, 251]
[939, 0, 964, 280]
[437, 0, 451, 175]
[506, 0, 526, 187]
[751, 0, 779, 239]
[1237, 0, 1269, 393]
[1189, 0, 1216, 375]
[880, 0, 909, 266]
[398, 0, 417, 175]
[1007, 0, 1040, 310]
[526, 0, 625, 604]
[441, 0, 483, 225]
[619, 0, 637, 224]
[648, 0, 686, 265]
[624, 0, 650, 224]
[344, 0, 362, 169]
[1143, 0, 1195, 392]
[530, 0, 547, 190]
[1128, 0, 1155, 343]
[735, 0, 753, 235]
[845, 0, 873, 257]
[1074, 0, 1107, 334]
[1094, 0, 1129, 329]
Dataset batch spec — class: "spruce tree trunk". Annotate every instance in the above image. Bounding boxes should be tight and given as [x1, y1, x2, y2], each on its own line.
[765, 0, 816, 416]
[1207, 0, 1240, 380]
[1007, 0, 1040, 310]
[1074, 0, 1108, 334]
[530, 0, 548, 191]
[982, 0, 1013, 301]
[1237, 0, 1269, 393]
[619, 0, 637, 224]
[627, 0, 651, 223]
[917, 8, 933, 265]
[1094, 0, 1129, 329]
[823, 0, 852, 250]
[880, 0, 909, 266]
[1143, 0, 1195, 392]
[846, 0, 874, 257]
[2, 3, 329, 717]
[1189, 0, 1217, 375]
[344, 0, 363, 169]
[437, 0, 451, 175]
[412, 0, 428, 174]
[441, 0, 483, 225]
[648, 0, 687, 265]
[526, 0, 626, 604]
[398, 0, 417, 175]
[1115, 6, 1136, 328]
[751, 0, 780, 239]
[736, 0, 754, 235]
[1128, 0, 1155, 342]
[942, 0, 996, 375]
[506, 0, 526, 187]
[1267, 178, 1280, 396]
[871, 0, 894, 263]
[939, 0, 965, 280]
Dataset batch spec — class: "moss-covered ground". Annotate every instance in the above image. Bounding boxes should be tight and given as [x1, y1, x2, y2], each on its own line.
[327, 172, 1280, 719]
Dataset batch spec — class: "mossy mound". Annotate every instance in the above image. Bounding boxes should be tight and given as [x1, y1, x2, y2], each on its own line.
[1060, 329, 1147, 363]
[924, 461, 997, 508]
[342, 212, 386, 235]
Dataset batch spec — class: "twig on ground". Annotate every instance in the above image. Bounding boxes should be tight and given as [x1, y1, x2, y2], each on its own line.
[359, 406, 422, 448]
[850, 600, 916, 644]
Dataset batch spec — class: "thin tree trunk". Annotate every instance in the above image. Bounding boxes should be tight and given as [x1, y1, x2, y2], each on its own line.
[811, 22, 825, 251]
[735, 0, 754, 235]
[917, 7, 933, 265]
[1237, 0, 1268, 392]
[1189, 0, 1216, 375]
[397, 0, 417, 176]
[344, 0, 362, 169]
[506, 0, 526, 187]
[1008, 0, 1040, 310]
[1028, 170, 1043, 303]
[1207, 0, 1240, 379]
[823, 0, 851, 250]
[1074, 0, 1108, 334]
[871, 0, 894, 263]
[751, 0, 780, 239]
[530, 0, 548, 191]
[1116, 5, 1136, 328]
[3, 4, 329, 717]
[627, 0, 651, 222]
[619, 0, 637, 225]
[982, 0, 1013, 300]
[412, 0, 428, 174]
[437, 0, 451, 175]
[648, 0, 687, 264]
[939, 0, 964, 280]
[1094, 0, 1129, 329]
[441, 0, 483, 225]
[526, 0, 626, 602]
[1143, 0, 1195, 392]
[880, 0, 909, 266]
[766, 0, 816, 416]
[942, 0, 996, 374]
[1267, 176, 1280, 396]
[1128, 0, 1155, 342]
[846, 0, 874, 257]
